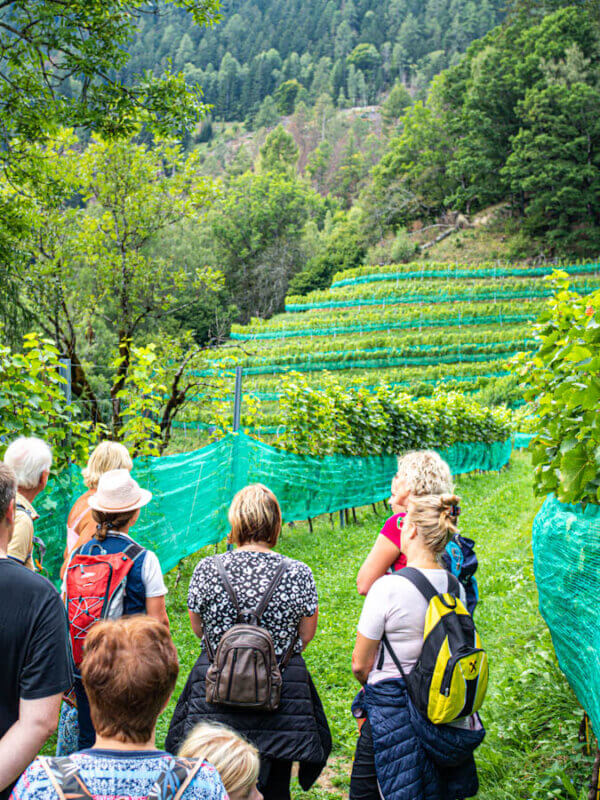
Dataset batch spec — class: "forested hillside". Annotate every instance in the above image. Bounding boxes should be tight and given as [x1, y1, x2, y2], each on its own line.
[118, 0, 504, 121]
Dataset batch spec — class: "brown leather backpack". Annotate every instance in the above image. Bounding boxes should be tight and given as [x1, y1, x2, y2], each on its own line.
[205, 556, 296, 711]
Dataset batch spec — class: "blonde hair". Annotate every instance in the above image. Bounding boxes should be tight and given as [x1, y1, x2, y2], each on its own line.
[82, 442, 133, 490]
[396, 450, 453, 496]
[405, 493, 460, 558]
[229, 483, 281, 547]
[179, 723, 260, 797]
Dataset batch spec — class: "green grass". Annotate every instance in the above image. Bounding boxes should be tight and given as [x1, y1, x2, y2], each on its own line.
[157, 452, 594, 798]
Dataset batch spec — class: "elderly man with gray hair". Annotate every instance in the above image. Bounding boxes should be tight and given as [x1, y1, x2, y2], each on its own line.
[0, 462, 73, 800]
[3, 437, 52, 571]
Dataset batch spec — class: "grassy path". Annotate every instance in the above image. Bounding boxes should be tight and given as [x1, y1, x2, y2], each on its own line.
[160, 454, 593, 798]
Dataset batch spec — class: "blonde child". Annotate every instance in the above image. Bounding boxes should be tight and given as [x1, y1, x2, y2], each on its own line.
[179, 723, 262, 800]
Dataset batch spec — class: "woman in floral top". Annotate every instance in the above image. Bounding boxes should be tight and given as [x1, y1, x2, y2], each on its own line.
[167, 484, 331, 800]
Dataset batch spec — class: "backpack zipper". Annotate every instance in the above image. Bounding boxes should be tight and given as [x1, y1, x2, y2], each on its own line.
[225, 649, 238, 701]
[440, 648, 484, 696]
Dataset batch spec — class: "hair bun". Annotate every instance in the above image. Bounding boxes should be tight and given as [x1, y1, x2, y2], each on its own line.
[439, 494, 461, 532]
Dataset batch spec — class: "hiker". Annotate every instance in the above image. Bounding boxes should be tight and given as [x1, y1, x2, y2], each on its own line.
[63, 468, 169, 751]
[62, 441, 133, 574]
[356, 450, 479, 614]
[166, 484, 331, 800]
[350, 493, 485, 800]
[3, 437, 52, 571]
[0, 463, 73, 800]
[179, 722, 262, 800]
[10, 616, 228, 800]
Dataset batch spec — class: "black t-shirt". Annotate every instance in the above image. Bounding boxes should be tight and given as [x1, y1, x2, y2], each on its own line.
[0, 558, 73, 800]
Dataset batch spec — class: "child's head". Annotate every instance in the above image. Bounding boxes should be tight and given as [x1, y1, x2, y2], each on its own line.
[390, 450, 453, 512]
[179, 722, 262, 800]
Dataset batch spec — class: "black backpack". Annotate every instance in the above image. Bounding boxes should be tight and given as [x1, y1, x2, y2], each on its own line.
[204, 556, 296, 711]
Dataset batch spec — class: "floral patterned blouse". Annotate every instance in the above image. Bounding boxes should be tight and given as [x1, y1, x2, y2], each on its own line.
[187, 550, 318, 657]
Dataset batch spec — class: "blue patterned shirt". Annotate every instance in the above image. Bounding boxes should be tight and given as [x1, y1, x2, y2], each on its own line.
[10, 750, 228, 800]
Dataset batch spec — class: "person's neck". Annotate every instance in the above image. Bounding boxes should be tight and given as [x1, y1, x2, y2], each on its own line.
[405, 553, 442, 570]
[18, 486, 39, 505]
[236, 542, 273, 553]
[93, 733, 158, 752]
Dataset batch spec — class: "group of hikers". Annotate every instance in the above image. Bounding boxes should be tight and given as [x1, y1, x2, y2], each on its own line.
[0, 436, 487, 800]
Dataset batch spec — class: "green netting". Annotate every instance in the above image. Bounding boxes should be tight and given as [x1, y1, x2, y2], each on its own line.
[230, 313, 538, 341]
[36, 433, 513, 585]
[239, 339, 533, 368]
[237, 373, 510, 400]
[532, 495, 600, 737]
[286, 285, 598, 312]
[331, 262, 600, 288]
[514, 433, 534, 449]
[194, 349, 525, 377]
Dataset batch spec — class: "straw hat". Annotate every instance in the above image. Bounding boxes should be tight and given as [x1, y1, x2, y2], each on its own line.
[88, 469, 152, 513]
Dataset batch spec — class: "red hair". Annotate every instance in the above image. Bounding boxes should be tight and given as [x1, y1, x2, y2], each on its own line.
[81, 616, 178, 743]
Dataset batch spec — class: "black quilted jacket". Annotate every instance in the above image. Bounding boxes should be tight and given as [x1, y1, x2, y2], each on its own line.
[165, 652, 332, 791]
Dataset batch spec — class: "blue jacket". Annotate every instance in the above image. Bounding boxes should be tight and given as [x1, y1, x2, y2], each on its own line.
[352, 678, 485, 800]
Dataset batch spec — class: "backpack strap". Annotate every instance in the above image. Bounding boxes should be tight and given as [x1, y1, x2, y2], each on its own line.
[252, 557, 290, 622]
[38, 756, 94, 800]
[15, 502, 34, 521]
[148, 757, 206, 800]
[214, 557, 242, 620]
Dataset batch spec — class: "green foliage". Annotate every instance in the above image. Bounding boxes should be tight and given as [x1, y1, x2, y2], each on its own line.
[259, 126, 299, 175]
[115, 345, 165, 458]
[275, 80, 303, 115]
[122, 0, 504, 123]
[209, 169, 324, 321]
[277, 377, 512, 456]
[503, 79, 600, 250]
[518, 273, 600, 505]
[371, 6, 600, 253]
[287, 212, 365, 296]
[0, 0, 219, 149]
[0, 333, 97, 471]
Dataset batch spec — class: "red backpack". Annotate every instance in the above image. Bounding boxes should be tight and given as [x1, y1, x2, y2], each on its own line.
[65, 541, 144, 667]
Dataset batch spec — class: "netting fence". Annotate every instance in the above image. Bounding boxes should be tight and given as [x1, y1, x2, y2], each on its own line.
[230, 313, 539, 341]
[285, 285, 599, 313]
[331, 261, 600, 288]
[532, 495, 600, 737]
[37, 433, 513, 584]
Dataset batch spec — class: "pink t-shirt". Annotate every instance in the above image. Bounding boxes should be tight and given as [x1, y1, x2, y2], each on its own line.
[380, 513, 407, 571]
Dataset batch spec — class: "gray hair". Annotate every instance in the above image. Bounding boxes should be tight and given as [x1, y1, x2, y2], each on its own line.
[396, 450, 453, 496]
[4, 437, 53, 489]
[0, 463, 17, 520]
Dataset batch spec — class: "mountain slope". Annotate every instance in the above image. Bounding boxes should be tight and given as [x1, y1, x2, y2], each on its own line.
[121, 0, 505, 120]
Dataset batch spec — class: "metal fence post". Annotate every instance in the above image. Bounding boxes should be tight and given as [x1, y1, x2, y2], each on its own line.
[58, 358, 72, 470]
[229, 366, 244, 551]
[58, 358, 72, 405]
[233, 366, 243, 432]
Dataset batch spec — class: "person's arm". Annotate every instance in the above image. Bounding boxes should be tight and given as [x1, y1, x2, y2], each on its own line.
[145, 595, 170, 630]
[0, 694, 62, 793]
[356, 534, 401, 596]
[298, 607, 318, 650]
[352, 633, 381, 685]
[188, 609, 204, 639]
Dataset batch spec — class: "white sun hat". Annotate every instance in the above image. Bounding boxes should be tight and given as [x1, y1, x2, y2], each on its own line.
[88, 468, 152, 513]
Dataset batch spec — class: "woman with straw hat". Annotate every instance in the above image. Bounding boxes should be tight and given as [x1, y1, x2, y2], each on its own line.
[63, 468, 169, 751]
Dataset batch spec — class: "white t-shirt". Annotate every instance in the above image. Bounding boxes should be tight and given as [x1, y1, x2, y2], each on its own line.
[358, 568, 466, 685]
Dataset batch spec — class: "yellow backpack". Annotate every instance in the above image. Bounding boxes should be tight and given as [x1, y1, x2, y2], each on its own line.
[382, 567, 488, 725]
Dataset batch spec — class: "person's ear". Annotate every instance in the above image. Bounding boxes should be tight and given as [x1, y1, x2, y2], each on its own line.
[5, 497, 15, 529]
[39, 470, 50, 491]
[131, 509, 140, 525]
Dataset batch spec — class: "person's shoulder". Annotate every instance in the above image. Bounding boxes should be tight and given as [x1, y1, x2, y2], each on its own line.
[10, 757, 53, 799]
[284, 555, 314, 579]
[167, 757, 227, 799]
[3, 559, 60, 596]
